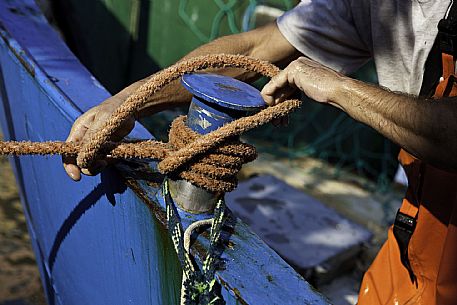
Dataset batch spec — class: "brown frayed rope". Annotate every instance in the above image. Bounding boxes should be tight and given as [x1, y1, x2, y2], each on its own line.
[0, 54, 302, 192]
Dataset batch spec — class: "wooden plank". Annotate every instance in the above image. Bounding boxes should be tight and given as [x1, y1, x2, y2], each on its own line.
[0, 1, 330, 304]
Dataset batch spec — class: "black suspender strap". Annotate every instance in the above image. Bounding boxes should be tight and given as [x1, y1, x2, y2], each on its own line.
[439, 0, 457, 56]
[393, 210, 418, 286]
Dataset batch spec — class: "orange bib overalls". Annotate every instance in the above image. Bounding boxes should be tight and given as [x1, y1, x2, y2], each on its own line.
[358, 9, 457, 305]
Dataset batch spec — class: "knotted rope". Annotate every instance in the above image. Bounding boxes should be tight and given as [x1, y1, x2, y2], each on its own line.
[0, 54, 301, 193]
[0, 54, 304, 304]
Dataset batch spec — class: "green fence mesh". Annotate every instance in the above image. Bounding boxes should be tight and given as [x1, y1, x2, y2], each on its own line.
[147, 0, 400, 190]
[177, 0, 296, 43]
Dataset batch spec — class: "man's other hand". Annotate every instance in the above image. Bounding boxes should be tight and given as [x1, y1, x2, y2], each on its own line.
[63, 96, 135, 181]
[261, 57, 344, 107]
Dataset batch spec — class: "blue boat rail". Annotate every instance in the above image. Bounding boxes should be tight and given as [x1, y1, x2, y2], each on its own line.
[0, 1, 330, 304]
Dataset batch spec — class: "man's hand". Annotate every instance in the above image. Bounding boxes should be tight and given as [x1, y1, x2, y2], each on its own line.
[261, 56, 345, 107]
[262, 56, 457, 172]
[63, 96, 135, 181]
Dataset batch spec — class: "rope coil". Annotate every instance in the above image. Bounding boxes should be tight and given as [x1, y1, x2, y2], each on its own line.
[0, 54, 302, 192]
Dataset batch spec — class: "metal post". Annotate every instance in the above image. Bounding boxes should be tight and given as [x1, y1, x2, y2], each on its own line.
[168, 73, 265, 213]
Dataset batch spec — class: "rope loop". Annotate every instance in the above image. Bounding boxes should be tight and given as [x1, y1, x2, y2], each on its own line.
[75, 54, 281, 169]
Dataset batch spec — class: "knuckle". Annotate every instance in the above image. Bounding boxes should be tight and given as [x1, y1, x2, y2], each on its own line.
[289, 60, 298, 69]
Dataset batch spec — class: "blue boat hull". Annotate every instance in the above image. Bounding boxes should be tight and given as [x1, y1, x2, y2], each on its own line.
[0, 1, 329, 304]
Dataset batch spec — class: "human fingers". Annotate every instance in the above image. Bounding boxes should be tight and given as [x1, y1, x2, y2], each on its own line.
[80, 118, 135, 176]
[63, 109, 97, 181]
[80, 160, 109, 176]
[91, 113, 135, 143]
[63, 158, 81, 181]
[78, 109, 135, 175]
[261, 71, 292, 106]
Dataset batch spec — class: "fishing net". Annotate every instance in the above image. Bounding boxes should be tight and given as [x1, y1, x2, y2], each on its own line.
[144, 0, 399, 191]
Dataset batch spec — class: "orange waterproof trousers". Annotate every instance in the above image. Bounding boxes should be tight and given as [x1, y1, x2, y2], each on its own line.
[358, 53, 457, 305]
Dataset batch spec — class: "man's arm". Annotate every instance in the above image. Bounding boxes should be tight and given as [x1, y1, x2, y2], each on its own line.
[64, 22, 300, 180]
[261, 57, 457, 172]
[124, 22, 300, 117]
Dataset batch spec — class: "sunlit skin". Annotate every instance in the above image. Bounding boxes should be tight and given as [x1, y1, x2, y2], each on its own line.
[64, 22, 457, 180]
[261, 56, 457, 172]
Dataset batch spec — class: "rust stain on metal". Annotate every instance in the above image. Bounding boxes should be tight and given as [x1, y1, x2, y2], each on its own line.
[118, 163, 251, 304]
[226, 240, 235, 249]
[116, 160, 166, 224]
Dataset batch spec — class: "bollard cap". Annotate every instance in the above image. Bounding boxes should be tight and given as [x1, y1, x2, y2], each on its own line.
[181, 73, 266, 111]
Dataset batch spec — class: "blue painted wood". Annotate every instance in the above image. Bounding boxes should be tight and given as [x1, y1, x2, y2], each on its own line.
[0, 2, 180, 305]
[0, 1, 330, 304]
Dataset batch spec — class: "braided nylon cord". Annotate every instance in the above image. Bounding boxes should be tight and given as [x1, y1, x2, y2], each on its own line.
[164, 180, 225, 305]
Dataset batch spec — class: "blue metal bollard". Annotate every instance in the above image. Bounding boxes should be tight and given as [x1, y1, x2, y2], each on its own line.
[168, 73, 266, 213]
[182, 73, 266, 133]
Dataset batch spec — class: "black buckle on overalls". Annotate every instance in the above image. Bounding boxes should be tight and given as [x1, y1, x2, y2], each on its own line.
[393, 210, 418, 286]
[394, 210, 416, 234]
[438, 18, 457, 56]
